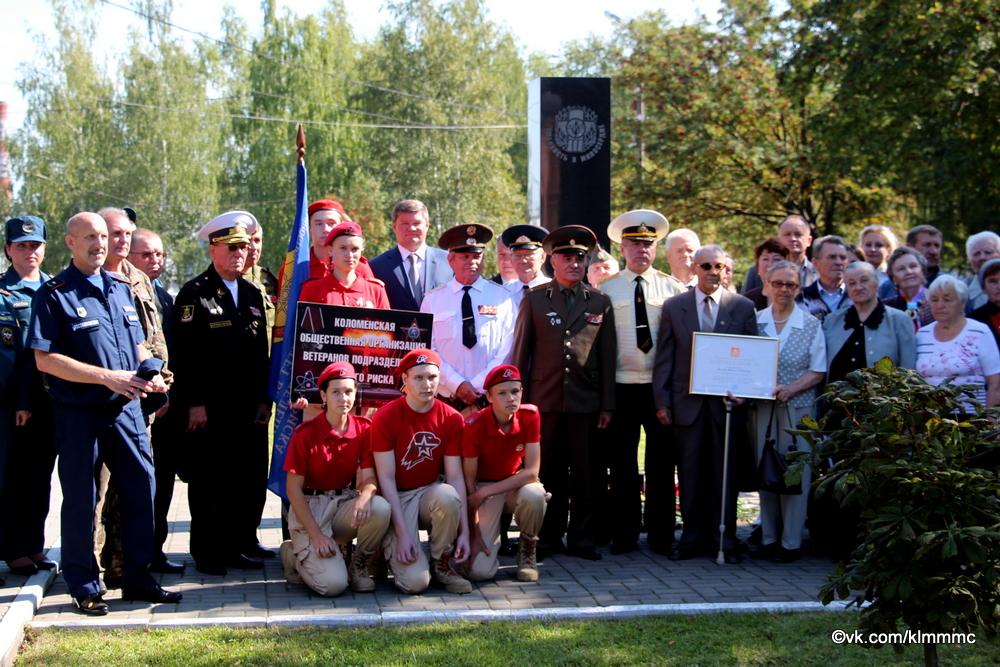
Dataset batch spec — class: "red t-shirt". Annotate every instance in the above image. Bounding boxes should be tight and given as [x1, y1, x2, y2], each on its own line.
[462, 404, 540, 481]
[369, 397, 464, 491]
[284, 413, 374, 490]
[298, 274, 390, 309]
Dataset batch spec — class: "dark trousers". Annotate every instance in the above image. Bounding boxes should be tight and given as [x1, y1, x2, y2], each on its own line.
[188, 414, 268, 565]
[675, 405, 741, 553]
[151, 407, 184, 557]
[0, 398, 56, 561]
[55, 402, 156, 599]
[609, 383, 675, 549]
[539, 411, 598, 549]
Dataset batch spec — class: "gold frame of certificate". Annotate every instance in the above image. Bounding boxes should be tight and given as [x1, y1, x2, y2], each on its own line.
[688, 332, 780, 400]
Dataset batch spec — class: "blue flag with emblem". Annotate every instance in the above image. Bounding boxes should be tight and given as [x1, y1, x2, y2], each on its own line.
[267, 148, 310, 499]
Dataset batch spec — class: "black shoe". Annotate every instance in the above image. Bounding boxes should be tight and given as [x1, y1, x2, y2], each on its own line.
[195, 561, 227, 576]
[32, 557, 58, 571]
[723, 550, 743, 565]
[103, 574, 123, 590]
[647, 540, 674, 556]
[566, 545, 602, 561]
[770, 547, 801, 563]
[74, 593, 109, 616]
[243, 544, 276, 560]
[8, 562, 39, 577]
[498, 537, 519, 557]
[749, 542, 779, 560]
[536, 540, 565, 561]
[610, 542, 638, 555]
[668, 547, 699, 561]
[150, 556, 186, 574]
[122, 583, 182, 603]
[227, 554, 265, 570]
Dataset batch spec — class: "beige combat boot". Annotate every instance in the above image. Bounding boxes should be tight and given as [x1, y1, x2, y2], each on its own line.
[349, 549, 376, 593]
[517, 535, 540, 582]
[279, 540, 302, 585]
[431, 550, 473, 594]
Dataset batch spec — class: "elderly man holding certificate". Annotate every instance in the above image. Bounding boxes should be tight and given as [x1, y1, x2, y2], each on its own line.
[653, 244, 758, 564]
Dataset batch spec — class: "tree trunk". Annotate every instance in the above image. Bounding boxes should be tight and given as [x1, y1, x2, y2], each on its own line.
[923, 642, 938, 667]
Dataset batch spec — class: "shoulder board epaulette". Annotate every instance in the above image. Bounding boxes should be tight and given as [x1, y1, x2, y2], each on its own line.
[424, 282, 448, 296]
[655, 269, 670, 277]
[519, 404, 539, 414]
[465, 409, 485, 425]
[44, 277, 65, 290]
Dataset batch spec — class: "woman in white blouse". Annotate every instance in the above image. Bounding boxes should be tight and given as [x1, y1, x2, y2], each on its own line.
[916, 274, 1000, 410]
[753, 261, 827, 563]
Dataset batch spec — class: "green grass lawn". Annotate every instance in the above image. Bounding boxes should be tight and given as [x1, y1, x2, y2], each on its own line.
[18, 614, 999, 666]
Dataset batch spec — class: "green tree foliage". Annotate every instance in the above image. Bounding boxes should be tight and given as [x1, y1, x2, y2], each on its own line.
[357, 0, 526, 247]
[794, 359, 1000, 666]
[786, 0, 1000, 255]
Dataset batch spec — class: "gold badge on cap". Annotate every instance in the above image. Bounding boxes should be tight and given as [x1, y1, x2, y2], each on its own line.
[515, 235, 530, 244]
[467, 237, 477, 246]
[466, 226, 476, 235]
[22, 221, 36, 233]
[76, 306, 87, 317]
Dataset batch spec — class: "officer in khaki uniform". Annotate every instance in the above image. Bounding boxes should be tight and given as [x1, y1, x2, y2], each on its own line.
[96, 207, 173, 587]
[600, 210, 682, 555]
[242, 220, 276, 342]
[511, 225, 616, 561]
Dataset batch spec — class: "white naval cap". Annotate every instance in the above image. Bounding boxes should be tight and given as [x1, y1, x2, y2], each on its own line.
[196, 210, 257, 244]
[607, 209, 669, 244]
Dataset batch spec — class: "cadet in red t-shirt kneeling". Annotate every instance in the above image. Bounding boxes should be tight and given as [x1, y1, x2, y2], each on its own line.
[463, 364, 546, 583]
[281, 361, 390, 596]
[370, 349, 472, 594]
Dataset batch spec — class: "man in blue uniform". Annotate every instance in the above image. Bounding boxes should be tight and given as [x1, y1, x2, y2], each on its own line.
[29, 212, 180, 615]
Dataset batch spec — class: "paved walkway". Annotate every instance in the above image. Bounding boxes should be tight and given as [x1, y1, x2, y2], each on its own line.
[27, 479, 836, 627]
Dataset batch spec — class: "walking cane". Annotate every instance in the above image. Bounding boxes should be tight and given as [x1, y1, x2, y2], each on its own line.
[716, 396, 734, 565]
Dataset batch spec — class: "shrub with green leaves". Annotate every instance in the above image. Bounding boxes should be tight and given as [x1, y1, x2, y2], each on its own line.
[791, 358, 1000, 664]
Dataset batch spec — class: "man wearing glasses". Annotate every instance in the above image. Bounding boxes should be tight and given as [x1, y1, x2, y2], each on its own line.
[174, 212, 272, 575]
[128, 227, 186, 575]
[653, 244, 757, 564]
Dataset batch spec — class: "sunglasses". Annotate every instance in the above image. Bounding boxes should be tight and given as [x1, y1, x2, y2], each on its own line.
[226, 243, 249, 253]
[769, 281, 800, 291]
[698, 262, 727, 272]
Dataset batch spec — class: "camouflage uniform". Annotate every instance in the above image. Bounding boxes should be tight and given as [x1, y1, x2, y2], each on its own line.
[100, 259, 171, 584]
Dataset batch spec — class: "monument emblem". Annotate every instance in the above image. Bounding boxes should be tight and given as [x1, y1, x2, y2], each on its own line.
[546, 105, 606, 163]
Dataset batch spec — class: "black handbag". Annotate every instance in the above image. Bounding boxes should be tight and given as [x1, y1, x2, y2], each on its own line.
[757, 402, 802, 495]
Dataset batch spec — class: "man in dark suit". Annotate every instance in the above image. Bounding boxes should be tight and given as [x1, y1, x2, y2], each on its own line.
[796, 235, 852, 322]
[369, 199, 452, 311]
[512, 226, 616, 561]
[653, 244, 758, 563]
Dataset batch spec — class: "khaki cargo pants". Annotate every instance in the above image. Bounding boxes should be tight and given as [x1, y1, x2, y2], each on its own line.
[467, 481, 546, 581]
[383, 481, 462, 594]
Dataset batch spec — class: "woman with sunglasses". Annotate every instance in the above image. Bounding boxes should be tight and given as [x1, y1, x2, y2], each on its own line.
[281, 361, 390, 596]
[752, 261, 826, 563]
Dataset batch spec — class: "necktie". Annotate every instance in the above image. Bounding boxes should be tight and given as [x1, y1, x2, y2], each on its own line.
[701, 295, 714, 332]
[634, 277, 652, 353]
[461, 285, 476, 348]
[408, 253, 422, 305]
[562, 287, 576, 311]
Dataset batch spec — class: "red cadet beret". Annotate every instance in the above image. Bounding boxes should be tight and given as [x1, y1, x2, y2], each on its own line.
[399, 348, 441, 374]
[308, 198, 347, 219]
[318, 361, 358, 388]
[323, 221, 364, 246]
[484, 364, 522, 390]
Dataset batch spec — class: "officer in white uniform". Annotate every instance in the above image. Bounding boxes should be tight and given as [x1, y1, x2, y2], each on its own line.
[600, 209, 683, 556]
[420, 223, 515, 414]
[501, 225, 550, 312]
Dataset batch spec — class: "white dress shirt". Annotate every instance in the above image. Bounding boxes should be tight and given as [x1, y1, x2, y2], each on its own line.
[420, 276, 516, 396]
[602, 267, 683, 383]
[695, 285, 725, 331]
[397, 244, 426, 295]
[506, 274, 551, 312]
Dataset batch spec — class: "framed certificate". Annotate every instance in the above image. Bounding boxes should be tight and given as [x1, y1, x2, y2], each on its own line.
[689, 332, 779, 400]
